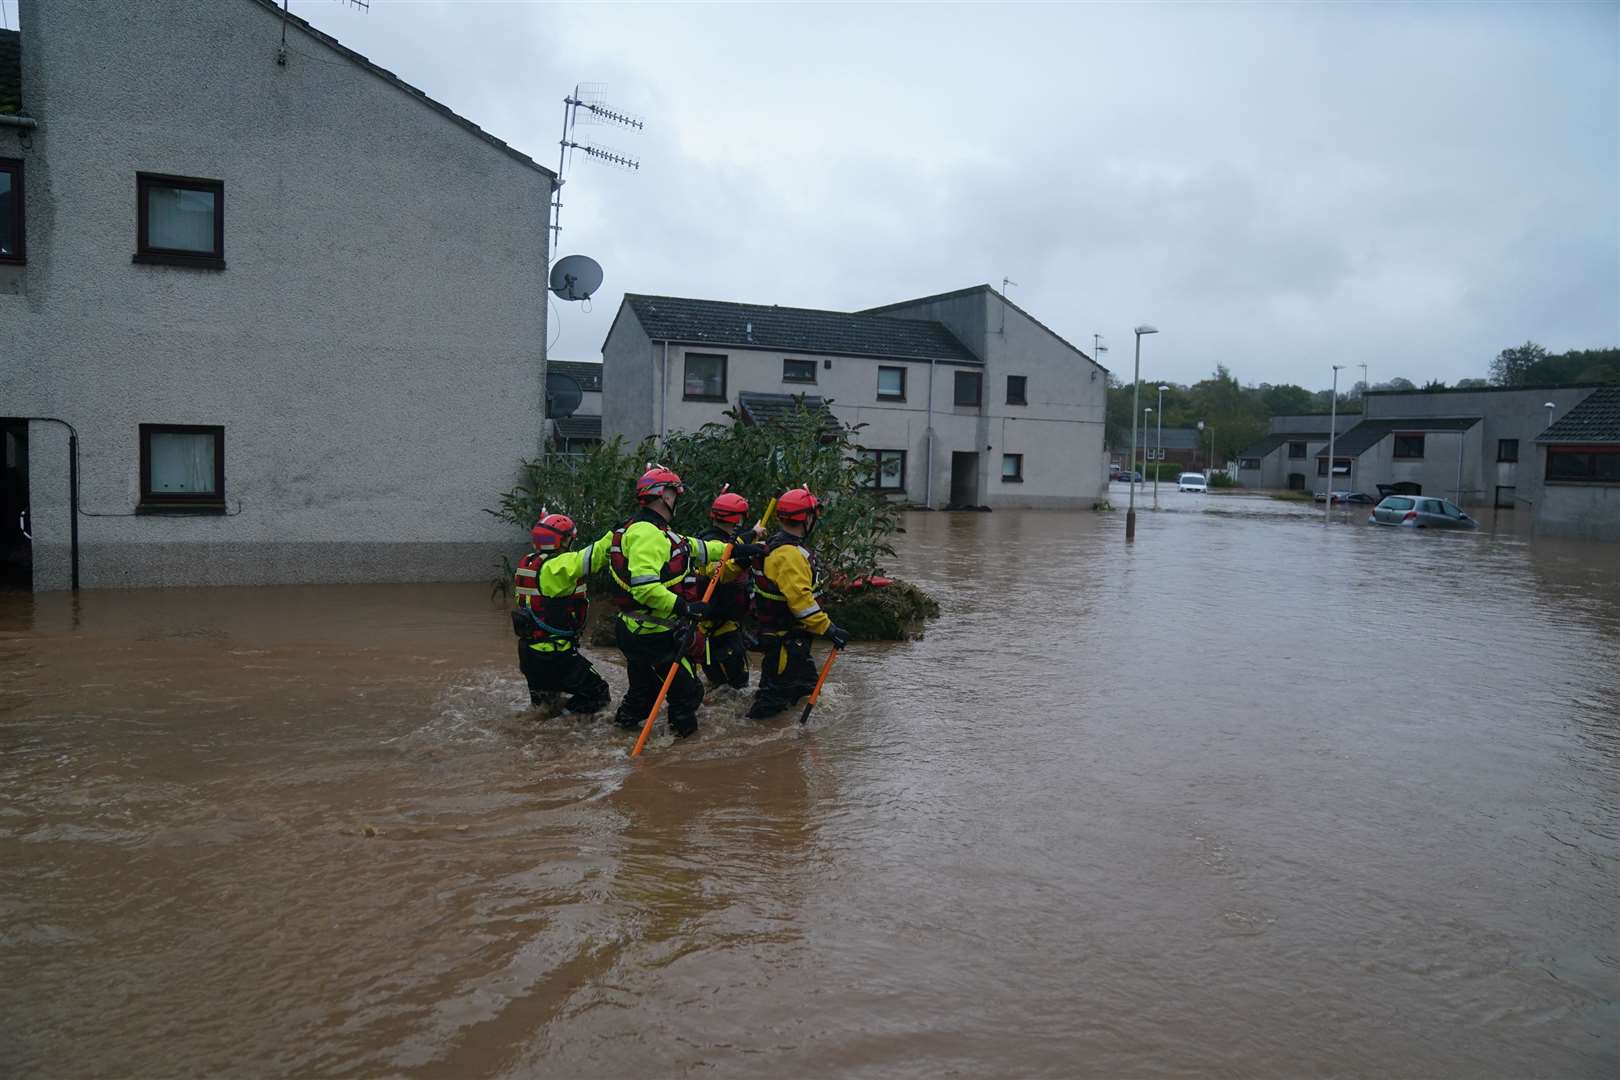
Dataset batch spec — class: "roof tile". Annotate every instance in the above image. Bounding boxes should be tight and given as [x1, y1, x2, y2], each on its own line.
[1316, 417, 1480, 457]
[1538, 386, 1620, 444]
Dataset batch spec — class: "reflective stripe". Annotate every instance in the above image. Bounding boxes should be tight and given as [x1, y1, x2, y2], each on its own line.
[791, 602, 821, 618]
[515, 586, 540, 597]
[690, 543, 709, 569]
[579, 541, 594, 572]
[629, 574, 660, 586]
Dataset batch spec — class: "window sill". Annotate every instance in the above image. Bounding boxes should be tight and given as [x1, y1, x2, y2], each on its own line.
[682, 395, 727, 403]
[876, 395, 906, 403]
[137, 502, 227, 515]
[0, 256, 24, 266]
[783, 380, 818, 386]
[1545, 480, 1620, 488]
[1006, 401, 1027, 408]
[1002, 477, 1024, 483]
[133, 252, 226, 270]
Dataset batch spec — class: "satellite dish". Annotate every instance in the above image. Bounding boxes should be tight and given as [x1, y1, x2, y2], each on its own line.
[549, 254, 604, 301]
[546, 372, 583, 418]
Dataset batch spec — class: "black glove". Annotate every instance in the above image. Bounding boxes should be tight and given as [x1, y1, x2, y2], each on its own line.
[729, 542, 766, 563]
[673, 597, 711, 619]
[825, 624, 851, 650]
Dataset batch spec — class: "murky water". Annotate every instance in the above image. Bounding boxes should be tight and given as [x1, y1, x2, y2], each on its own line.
[3, 496, 1616, 1078]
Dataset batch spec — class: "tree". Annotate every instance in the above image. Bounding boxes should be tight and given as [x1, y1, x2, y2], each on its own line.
[1422, 379, 1448, 391]
[1490, 341, 1549, 386]
[1456, 378, 1490, 389]
[1261, 383, 1315, 415]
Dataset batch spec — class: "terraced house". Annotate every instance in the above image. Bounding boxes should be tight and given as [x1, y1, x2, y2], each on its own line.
[601, 286, 1110, 509]
[1, 1, 553, 591]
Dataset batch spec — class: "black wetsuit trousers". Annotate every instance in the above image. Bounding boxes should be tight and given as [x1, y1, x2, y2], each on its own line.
[747, 630, 817, 719]
[517, 640, 611, 712]
[702, 627, 751, 689]
[613, 621, 703, 737]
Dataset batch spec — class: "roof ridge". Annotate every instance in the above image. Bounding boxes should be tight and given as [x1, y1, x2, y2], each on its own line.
[625, 293, 963, 326]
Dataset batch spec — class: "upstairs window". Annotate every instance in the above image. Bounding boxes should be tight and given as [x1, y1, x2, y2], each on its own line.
[1497, 438, 1519, 463]
[1288, 441, 1307, 459]
[1393, 434, 1425, 459]
[136, 173, 225, 267]
[1006, 375, 1027, 406]
[683, 353, 727, 401]
[783, 358, 816, 384]
[954, 370, 982, 407]
[139, 424, 225, 512]
[0, 158, 23, 264]
[877, 366, 906, 401]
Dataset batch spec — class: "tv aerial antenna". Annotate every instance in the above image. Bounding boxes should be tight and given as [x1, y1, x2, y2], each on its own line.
[277, 1, 369, 67]
[551, 83, 644, 245]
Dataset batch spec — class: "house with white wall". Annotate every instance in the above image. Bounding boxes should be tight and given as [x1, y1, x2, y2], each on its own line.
[1, 0, 553, 591]
[600, 286, 1109, 509]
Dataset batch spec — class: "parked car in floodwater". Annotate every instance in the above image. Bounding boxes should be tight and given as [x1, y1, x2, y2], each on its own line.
[1368, 495, 1479, 529]
[1116, 470, 1143, 483]
[1177, 472, 1208, 493]
[1314, 490, 1377, 505]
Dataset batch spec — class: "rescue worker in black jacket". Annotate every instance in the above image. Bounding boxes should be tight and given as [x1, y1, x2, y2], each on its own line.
[513, 513, 612, 713]
[695, 488, 758, 689]
[607, 467, 764, 738]
[747, 487, 850, 720]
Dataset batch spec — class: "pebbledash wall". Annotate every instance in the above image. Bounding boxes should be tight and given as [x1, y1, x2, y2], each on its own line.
[2, 0, 553, 590]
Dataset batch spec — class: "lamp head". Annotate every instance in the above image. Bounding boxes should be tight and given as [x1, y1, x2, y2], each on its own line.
[1157, 384, 1169, 392]
[1134, 325, 1158, 336]
[1543, 401, 1556, 408]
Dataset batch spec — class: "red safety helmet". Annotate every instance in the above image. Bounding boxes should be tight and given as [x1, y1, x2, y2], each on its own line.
[635, 466, 685, 503]
[710, 491, 750, 526]
[531, 513, 577, 551]
[775, 487, 820, 524]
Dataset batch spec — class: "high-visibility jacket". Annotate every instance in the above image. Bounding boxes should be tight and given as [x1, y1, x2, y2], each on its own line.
[514, 532, 611, 651]
[607, 509, 730, 634]
[753, 531, 830, 636]
[695, 526, 753, 635]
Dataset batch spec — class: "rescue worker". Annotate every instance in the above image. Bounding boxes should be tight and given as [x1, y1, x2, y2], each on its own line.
[513, 513, 612, 714]
[607, 467, 763, 738]
[747, 487, 850, 720]
[695, 488, 758, 689]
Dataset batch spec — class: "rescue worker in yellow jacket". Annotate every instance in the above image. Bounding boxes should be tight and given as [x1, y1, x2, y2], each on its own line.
[607, 467, 764, 738]
[513, 513, 612, 714]
[695, 488, 759, 689]
[746, 487, 850, 720]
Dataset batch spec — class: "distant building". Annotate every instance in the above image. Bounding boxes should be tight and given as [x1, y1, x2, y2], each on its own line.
[1535, 386, 1620, 541]
[1236, 413, 1356, 491]
[1, 0, 554, 591]
[601, 286, 1109, 508]
[1112, 427, 1205, 471]
[545, 360, 603, 454]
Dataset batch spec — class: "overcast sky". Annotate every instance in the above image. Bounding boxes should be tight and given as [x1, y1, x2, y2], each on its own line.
[302, 0, 1618, 390]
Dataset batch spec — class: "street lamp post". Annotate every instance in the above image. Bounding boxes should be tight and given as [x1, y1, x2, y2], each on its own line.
[1126, 325, 1158, 542]
[1198, 420, 1213, 481]
[1153, 385, 1168, 509]
[1325, 364, 1344, 520]
[1544, 401, 1556, 430]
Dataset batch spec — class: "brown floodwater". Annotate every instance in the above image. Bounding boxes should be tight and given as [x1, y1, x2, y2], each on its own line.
[2, 496, 1617, 1078]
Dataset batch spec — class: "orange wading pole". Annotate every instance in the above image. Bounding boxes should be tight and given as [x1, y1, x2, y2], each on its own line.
[629, 497, 776, 757]
[798, 645, 839, 725]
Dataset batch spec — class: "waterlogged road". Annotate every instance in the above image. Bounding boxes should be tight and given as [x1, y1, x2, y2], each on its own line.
[2, 495, 1616, 1078]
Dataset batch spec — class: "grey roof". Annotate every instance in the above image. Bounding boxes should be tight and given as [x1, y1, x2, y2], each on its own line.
[0, 30, 19, 115]
[1111, 427, 1203, 453]
[1537, 386, 1620, 444]
[548, 360, 602, 393]
[1238, 432, 1328, 458]
[244, 0, 551, 179]
[623, 294, 980, 364]
[859, 283, 1107, 372]
[736, 391, 838, 427]
[553, 414, 601, 441]
[1316, 417, 1480, 457]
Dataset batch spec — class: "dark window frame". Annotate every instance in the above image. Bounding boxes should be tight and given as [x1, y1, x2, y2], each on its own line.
[1002, 452, 1024, 483]
[1288, 441, 1307, 459]
[1239, 457, 1262, 470]
[876, 365, 907, 402]
[782, 358, 817, 384]
[860, 448, 907, 493]
[954, 369, 983, 408]
[1497, 438, 1519, 463]
[682, 352, 728, 402]
[1006, 375, 1027, 406]
[138, 423, 226, 513]
[0, 157, 24, 265]
[1392, 433, 1425, 460]
[1318, 457, 1352, 477]
[1546, 446, 1620, 484]
[135, 172, 225, 269]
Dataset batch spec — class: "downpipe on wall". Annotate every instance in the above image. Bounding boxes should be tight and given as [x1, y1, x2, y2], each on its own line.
[24, 417, 80, 592]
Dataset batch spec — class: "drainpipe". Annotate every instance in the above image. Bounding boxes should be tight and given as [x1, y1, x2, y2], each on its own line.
[659, 341, 669, 441]
[924, 360, 936, 507]
[25, 417, 80, 592]
[1456, 429, 1465, 506]
[0, 115, 39, 130]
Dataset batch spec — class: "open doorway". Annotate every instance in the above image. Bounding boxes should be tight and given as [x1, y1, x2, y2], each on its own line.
[949, 451, 979, 508]
[2, 419, 31, 589]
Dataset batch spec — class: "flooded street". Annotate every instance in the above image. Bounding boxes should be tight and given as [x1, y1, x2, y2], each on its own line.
[2, 497, 1616, 1078]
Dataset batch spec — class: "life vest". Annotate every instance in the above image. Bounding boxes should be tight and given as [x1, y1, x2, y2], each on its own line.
[607, 515, 703, 622]
[752, 531, 823, 635]
[514, 549, 588, 642]
[698, 526, 754, 624]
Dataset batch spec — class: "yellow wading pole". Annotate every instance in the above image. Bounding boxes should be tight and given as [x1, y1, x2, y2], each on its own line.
[629, 497, 775, 757]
